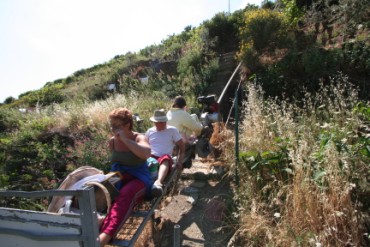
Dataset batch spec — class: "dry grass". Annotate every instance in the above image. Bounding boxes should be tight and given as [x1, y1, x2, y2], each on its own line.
[42, 94, 131, 131]
[228, 75, 369, 246]
[40, 91, 171, 134]
[210, 122, 234, 160]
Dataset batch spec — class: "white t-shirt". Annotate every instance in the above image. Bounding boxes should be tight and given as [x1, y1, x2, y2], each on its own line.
[145, 125, 182, 157]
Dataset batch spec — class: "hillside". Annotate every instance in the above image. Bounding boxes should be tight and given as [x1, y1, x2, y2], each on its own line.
[0, 1, 369, 246]
[1, 1, 368, 110]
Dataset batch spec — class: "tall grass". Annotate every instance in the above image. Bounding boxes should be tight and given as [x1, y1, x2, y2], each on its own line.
[232, 74, 369, 246]
[0, 92, 172, 194]
[45, 91, 171, 131]
[42, 92, 172, 170]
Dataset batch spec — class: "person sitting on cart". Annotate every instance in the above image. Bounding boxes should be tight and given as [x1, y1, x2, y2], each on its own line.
[145, 109, 185, 197]
[166, 96, 203, 168]
[99, 107, 152, 247]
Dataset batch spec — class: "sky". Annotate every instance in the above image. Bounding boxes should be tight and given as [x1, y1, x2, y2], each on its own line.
[0, 0, 261, 103]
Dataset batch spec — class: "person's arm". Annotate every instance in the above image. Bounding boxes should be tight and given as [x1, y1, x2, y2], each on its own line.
[115, 131, 151, 160]
[135, 134, 152, 158]
[181, 112, 203, 136]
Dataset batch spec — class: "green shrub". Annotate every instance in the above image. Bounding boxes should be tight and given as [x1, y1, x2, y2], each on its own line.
[145, 72, 183, 98]
[0, 174, 9, 187]
[68, 132, 110, 172]
[0, 108, 24, 133]
[342, 41, 370, 75]
[3, 96, 16, 105]
[177, 49, 203, 76]
[200, 57, 219, 91]
[19, 84, 66, 107]
[203, 12, 241, 53]
[281, 0, 304, 26]
[354, 102, 370, 121]
[239, 141, 292, 190]
[301, 47, 338, 80]
[158, 27, 192, 60]
[87, 85, 108, 101]
[239, 9, 289, 55]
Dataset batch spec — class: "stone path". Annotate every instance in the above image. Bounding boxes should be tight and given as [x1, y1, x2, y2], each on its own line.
[154, 158, 235, 247]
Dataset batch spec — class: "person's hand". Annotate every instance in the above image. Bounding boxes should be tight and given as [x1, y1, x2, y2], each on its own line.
[114, 130, 126, 140]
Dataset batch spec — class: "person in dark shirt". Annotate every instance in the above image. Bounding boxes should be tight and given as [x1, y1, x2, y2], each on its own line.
[99, 107, 151, 246]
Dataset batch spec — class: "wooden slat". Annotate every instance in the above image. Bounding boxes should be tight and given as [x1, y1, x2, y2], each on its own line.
[110, 168, 180, 247]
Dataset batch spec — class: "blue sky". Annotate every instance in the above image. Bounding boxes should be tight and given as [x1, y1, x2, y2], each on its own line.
[0, 0, 261, 102]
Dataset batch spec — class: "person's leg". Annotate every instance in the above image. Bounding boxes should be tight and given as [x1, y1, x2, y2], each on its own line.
[151, 160, 169, 197]
[182, 143, 196, 168]
[99, 178, 146, 246]
[154, 160, 170, 186]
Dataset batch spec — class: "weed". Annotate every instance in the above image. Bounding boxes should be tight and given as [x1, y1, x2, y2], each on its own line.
[231, 74, 368, 246]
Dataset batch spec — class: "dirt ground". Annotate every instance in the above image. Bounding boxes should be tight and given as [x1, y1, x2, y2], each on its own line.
[152, 158, 236, 247]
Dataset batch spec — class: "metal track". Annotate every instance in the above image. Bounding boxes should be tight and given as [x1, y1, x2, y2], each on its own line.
[111, 168, 180, 247]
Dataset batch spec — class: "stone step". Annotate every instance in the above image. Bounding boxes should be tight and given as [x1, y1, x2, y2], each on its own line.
[219, 60, 236, 69]
[180, 159, 224, 181]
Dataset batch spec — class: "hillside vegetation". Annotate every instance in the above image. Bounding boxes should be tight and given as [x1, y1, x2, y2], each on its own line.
[0, 0, 369, 246]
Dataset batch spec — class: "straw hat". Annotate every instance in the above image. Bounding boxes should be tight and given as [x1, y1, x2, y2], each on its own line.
[150, 109, 168, 122]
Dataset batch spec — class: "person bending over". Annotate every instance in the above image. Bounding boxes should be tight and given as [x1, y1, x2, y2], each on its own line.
[145, 109, 185, 197]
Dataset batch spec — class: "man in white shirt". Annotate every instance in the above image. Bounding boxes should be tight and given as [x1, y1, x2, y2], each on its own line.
[145, 109, 185, 197]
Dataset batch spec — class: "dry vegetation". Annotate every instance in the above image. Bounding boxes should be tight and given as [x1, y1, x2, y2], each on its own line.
[224, 74, 369, 246]
[1, 2, 369, 246]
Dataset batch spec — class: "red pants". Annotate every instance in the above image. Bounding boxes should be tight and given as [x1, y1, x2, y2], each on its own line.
[152, 154, 173, 176]
[100, 174, 146, 237]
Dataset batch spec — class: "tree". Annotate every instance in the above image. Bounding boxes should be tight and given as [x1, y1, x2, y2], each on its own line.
[4, 96, 16, 104]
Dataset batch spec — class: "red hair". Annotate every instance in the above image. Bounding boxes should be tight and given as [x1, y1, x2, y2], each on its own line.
[109, 108, 133, 130]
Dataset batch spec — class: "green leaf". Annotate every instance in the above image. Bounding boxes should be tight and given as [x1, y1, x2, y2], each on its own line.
[313, 170, 326, 181]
